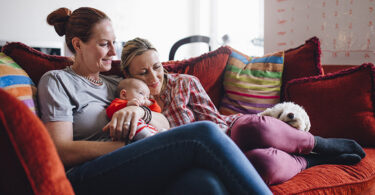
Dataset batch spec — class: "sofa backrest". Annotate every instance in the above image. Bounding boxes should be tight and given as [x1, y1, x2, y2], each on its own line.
[1, 37, 327, 113]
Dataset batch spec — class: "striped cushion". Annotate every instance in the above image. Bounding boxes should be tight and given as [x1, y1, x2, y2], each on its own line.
[219, 49, 284, 115]
[0, 52, 37, 114]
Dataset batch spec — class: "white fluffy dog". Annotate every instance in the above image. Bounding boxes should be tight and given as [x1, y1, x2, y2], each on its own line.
[257, 102, 311, 132]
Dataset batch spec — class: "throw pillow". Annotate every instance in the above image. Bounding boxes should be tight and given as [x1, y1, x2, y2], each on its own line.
[0, 52, 37, 114]
[2, 42, 73, 86]
[281, 36, 324, 101]
[163, 46, 232, 108]
[0, 88, 74, 194]
[284, 63, 375, 147]
[2, 42, 124, 85]
[219, 49, 284, 115]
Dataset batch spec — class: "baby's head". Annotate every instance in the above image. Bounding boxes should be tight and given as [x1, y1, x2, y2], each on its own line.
[117, 78, 150, 102]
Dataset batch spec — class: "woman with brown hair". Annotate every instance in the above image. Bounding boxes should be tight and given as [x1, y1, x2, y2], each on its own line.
[116, 37, 366, 185]
[38, 7, 272, 195]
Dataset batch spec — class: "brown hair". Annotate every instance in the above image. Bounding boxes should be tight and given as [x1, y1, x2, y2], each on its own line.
[47, 7, 109, 54]
[120, 37, 158, 75]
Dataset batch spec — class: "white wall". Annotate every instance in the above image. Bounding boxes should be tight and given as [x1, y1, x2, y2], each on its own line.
[264, 0, 375, 65]
[0, 0, 264, 61]
[0, 0, 195, 61]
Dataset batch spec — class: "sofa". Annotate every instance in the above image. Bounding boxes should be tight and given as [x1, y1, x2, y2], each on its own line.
[1, 37, 375, 194]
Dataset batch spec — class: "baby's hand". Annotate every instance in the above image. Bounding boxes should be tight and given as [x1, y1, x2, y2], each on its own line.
[127, 99, 141, 107]
[128, 98, 152, 107]
[158, 128, 167, 133]
[144, 99, 153, 106]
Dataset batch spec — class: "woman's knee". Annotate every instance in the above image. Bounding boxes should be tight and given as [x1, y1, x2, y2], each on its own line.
[168, 121, 228, 147]
[230, 115, 271, 150]
[187, 121, 226, 139]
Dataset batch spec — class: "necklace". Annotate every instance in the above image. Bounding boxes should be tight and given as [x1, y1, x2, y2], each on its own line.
[83, 75, 103, 85]
[70, 66, 103, 85]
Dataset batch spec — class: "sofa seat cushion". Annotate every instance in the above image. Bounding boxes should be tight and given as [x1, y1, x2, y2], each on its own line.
[270, 148, 375, 194]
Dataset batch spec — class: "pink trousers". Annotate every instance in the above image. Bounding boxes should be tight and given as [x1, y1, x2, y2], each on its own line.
[230, 114, 315, 185]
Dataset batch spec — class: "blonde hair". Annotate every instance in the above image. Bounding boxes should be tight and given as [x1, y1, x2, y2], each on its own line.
[121, 37, 157, 75]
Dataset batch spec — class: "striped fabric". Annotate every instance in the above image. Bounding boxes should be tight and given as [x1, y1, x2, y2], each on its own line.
[0, 52, 37, 114]
[219, 50, 284, 115]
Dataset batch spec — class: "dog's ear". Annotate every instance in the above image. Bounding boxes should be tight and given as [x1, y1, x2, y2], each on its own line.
[305, 119, 311, 132]
[301, 111, 311, 132]
[277, 111, 283, 119]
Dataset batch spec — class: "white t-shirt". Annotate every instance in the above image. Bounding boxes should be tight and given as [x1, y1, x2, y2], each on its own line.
[38, 66, 122, 141]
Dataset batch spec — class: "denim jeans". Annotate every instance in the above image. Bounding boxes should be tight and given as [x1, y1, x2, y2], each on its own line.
[67, 121, 272, 195]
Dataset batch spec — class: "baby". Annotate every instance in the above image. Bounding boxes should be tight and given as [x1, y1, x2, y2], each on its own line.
[106, 78, 162, 141]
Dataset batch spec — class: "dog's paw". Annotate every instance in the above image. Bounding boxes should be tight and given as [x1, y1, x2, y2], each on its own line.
[258, 102, 311, 132]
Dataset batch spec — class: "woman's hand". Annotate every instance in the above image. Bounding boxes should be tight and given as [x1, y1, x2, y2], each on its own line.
[103, 106, 144, 141]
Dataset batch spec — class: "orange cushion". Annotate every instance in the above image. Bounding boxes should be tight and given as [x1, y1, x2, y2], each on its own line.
[270, 148, 375, 194]
[0, 88, 74, 194]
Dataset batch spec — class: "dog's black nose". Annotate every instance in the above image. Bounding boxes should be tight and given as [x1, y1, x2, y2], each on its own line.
[287, 113, 294, 119]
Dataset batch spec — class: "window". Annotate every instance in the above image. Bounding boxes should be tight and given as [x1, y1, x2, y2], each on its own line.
[215, 0, 264, 56]
[173, 0, 264, 60]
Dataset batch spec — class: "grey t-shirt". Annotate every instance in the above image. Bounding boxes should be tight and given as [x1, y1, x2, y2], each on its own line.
[38, 66, 122, 141]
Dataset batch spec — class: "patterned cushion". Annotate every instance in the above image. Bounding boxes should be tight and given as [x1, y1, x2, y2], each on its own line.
[219, 49, 284, 115]
[0, 52, 37, 114]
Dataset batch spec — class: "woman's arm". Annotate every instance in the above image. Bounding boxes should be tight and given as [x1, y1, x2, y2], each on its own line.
[166, 75, 234, 132]
[149, 111, 170, 130]
[103, 106, 170, 141]
[45, 121, 124, 168]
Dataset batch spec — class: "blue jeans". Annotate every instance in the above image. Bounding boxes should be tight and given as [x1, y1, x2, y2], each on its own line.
[67, 121, 271, 195]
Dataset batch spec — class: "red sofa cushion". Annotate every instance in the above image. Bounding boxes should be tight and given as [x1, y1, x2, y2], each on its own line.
[0, 88, 74, 194]
[281, 36, 323, 101]
[284, 63, 375, 147]
[162, 46, 231, 108]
